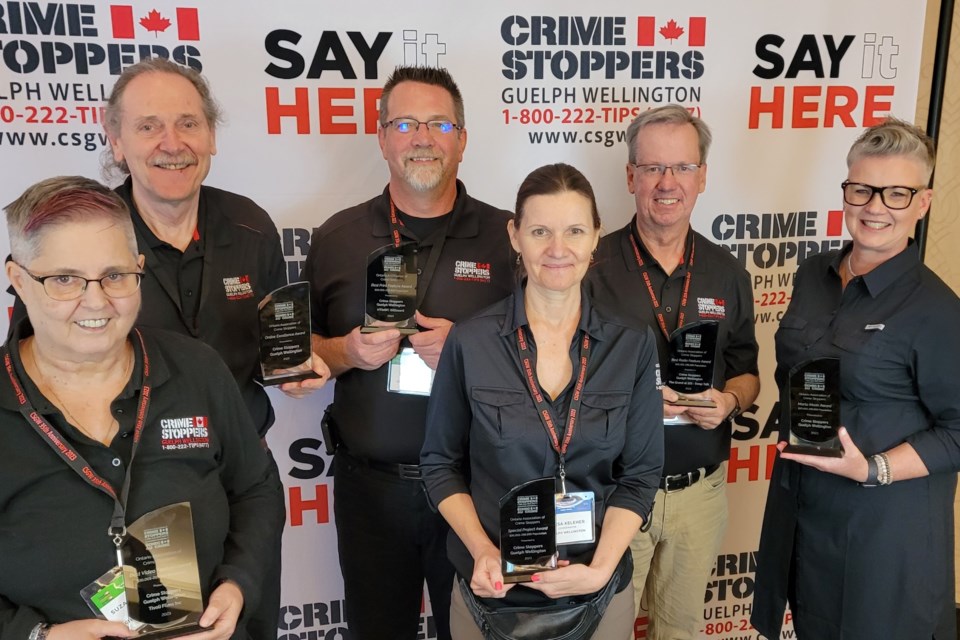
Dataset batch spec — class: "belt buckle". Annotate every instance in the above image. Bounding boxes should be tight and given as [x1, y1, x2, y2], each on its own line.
[398, 463, 421, 480]
[662, 472, 690, 493]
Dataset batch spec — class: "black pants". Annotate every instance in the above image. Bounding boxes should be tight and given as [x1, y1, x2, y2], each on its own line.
[334, 450, 454, 640]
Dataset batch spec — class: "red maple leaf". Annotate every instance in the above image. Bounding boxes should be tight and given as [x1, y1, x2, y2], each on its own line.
[659, 19, 685, 42]
[139, 9, 171, 35]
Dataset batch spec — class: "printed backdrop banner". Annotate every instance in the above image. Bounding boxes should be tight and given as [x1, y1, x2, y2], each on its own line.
[0, 1, 927, 638]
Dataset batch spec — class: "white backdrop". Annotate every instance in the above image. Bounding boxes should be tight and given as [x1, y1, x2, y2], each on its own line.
[0, 2, 927, 638]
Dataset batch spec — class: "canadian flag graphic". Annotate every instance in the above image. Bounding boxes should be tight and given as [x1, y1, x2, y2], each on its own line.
[109, 6, 200, 41]
[637, 17, 706, 47]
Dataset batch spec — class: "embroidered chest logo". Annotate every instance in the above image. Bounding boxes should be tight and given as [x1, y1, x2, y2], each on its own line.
[223, 274, 254, 301]
[160, 416, 210, 450]
[452, 260, 491, 283]
[697, 297, 726, 319]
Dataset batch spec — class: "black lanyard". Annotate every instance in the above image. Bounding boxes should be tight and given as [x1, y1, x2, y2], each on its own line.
[629, 227, 696, 340]
[388, 197, 451, 308]
[515, 325, 591, 494]
[4, 328, 152, 562]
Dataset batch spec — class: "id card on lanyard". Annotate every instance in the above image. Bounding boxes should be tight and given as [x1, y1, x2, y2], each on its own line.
[5, 331, 204, 636]
[515, 325, 595, 545]
[385, 197, 450, 396]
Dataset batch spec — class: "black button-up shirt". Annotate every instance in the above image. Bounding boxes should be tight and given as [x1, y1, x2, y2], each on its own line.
[752, 242, 960, 639]
[421, 286, 664, 606]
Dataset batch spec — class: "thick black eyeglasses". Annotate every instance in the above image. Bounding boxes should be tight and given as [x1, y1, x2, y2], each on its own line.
[17, 264, 144, 301]
[841, 181, 922, 210]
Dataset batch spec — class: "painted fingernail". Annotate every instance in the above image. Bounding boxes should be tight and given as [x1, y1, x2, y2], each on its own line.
[494, 581, 502, 590]
[530, 574, 541, 582]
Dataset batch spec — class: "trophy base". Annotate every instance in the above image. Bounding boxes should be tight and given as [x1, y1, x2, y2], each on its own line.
[135, 622, 204, 639]
[783, 443, 843, 458]
[667, 395, 717, 408]
[262, 370, 322, 387]
[361, 326, 419, 335]
[503, 572, 537, 584]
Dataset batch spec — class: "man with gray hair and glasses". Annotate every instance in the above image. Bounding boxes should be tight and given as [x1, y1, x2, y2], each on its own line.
[586, 104, 760, 639]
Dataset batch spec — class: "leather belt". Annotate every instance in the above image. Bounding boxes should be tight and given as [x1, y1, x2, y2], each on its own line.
[366, 459, 422, 480]
[340, 449, 422, 480]
[660, 464, 721, 493]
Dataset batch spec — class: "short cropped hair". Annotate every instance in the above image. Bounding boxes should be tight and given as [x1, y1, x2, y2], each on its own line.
[625, 104, 712, 165]
[5, 176, 136, 263]
[102, 58, 223, 176]
[846, 117, 936, 183]
[379, 66, 465, 128]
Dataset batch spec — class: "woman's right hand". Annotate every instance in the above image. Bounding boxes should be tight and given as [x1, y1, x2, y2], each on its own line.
[471, 546, 512, 598]
[47, 619, 136, 639]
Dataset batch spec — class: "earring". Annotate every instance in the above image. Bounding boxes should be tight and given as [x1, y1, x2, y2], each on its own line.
[516, 254, 522, 266]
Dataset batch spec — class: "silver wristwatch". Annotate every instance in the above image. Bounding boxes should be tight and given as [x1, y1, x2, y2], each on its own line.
[28, 623, 50, 640]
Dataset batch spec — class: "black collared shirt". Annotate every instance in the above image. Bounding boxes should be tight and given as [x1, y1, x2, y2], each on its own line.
[117, 179, 287, 437]
[0, 322, 284, 637]
[129, 202, 207, 327]
[303, 181, 515, 463]
[752, 242, 960, 639]
[420, 286, 664, 605]
[585, 222, 759, 474]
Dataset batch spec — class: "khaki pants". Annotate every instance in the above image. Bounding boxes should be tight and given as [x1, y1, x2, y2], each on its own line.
[631, 464, 728, 640]
[449, 578, 635, 640]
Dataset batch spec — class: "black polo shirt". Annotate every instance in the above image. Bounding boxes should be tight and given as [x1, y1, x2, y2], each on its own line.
[586, 222, 758, 474]
[130, 203, 206, 326]
[303, 181, 514, 464]
[117, 179, 288, 437]
[0, 322, 284, 637]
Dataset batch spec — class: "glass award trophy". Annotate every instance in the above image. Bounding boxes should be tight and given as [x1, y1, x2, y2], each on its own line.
[784, 357, 843, 457]
[500, 477, 558, 583]
[258, 282, 319, 385]
[121, 502, 204, 638]
[362, 243, 419, 334]
[665, 320, 719, 408]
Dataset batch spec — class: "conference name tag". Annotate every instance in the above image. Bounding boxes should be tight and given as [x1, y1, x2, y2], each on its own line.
[387, 347, 435, 396]
[80, 567, 145, 631]
[555, 491, 595, 545]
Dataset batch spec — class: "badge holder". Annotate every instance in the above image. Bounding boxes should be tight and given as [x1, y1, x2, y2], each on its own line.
[386, 347, 435, 396]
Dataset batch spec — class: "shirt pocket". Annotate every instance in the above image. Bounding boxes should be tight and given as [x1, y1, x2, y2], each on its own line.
[471, 387, 531, 445]
[578, 391, 631, 448]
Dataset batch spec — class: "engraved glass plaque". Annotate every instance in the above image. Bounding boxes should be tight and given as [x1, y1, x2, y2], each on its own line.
[122, 502, 204, 638]
[665, 320, 719, 407]
[784, 357, 843, 457]
[362, 243, 418, 334]
[258, 282, 319, 385]
[500, 477, 558, 584]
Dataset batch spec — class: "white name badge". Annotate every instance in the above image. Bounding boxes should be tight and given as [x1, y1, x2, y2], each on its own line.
[80, 567, 145, 631]
[387, 347, 435, 396]
[555, 491, 595, 545]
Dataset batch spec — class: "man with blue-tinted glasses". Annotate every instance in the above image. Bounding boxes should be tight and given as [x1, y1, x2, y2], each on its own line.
[587, 105, 760, 640]
[302, 66, 514, 639]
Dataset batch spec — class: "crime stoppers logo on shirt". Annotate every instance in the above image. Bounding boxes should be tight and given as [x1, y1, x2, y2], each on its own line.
[160, 416, 210, 450]
[697, 297, 726, 320]
[452, 260, 491, 283]
[223, 274, 254, 301]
